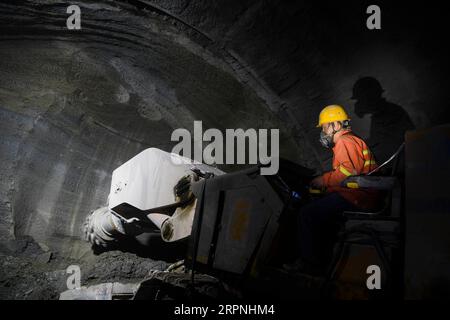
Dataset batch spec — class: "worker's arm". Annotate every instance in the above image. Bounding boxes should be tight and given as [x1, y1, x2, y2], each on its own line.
[321, 139, 365, 187]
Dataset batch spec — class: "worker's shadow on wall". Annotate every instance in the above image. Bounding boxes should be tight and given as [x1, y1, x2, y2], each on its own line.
[351, 77, 415, 164]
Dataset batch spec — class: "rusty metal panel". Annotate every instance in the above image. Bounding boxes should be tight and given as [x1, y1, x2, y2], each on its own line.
[192, 168, 284, 275]
[213, 186, 272, 273]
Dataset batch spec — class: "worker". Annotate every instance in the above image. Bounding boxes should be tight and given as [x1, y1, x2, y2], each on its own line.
[284, 105, 380, 275]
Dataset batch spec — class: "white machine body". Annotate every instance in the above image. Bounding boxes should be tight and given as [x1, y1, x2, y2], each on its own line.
[107, 148, 223, 242]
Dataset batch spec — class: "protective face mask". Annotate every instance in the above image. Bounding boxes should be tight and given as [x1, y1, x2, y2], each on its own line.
[319, 131, 334, 149]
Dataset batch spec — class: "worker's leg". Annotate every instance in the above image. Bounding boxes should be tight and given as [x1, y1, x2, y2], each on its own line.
[298, 192, 357, 269]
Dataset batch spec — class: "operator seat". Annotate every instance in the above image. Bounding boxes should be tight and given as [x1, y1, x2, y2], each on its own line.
[323, 144, 405, 298]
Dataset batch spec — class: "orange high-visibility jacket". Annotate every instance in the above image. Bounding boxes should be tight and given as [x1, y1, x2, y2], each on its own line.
[321, 129, 380, 209]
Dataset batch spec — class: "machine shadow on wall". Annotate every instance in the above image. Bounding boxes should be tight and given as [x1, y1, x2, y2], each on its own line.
[91, 232, 188, 262]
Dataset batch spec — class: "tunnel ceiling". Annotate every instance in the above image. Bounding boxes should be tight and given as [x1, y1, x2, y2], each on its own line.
[0, 0, 449, 255]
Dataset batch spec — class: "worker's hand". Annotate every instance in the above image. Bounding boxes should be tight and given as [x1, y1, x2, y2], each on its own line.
[310, 176, 324, 188]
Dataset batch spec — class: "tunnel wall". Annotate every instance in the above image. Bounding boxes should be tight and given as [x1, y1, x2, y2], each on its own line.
[0, 1, 306, 253]
[149, 0, 449, 162]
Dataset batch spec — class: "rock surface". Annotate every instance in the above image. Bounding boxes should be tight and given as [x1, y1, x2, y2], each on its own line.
[0, 236, 169, 300]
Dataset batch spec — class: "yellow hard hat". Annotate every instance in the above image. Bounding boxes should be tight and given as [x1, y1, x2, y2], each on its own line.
[317, 105, 350, 127]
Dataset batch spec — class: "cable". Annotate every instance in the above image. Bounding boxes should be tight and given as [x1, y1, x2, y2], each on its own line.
[367, 143, 405, 176]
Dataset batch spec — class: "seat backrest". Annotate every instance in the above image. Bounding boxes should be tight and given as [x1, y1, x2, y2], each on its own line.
[388, 144, 405, 218]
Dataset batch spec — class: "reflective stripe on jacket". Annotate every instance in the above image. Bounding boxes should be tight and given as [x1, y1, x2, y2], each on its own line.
[322, 129, 380, 209]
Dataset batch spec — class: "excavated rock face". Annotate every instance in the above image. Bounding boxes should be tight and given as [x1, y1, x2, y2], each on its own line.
[0, 1, 308, 253]
[0, 1, 448, 299]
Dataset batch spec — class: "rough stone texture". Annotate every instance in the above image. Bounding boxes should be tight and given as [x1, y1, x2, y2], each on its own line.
[0, 1, 305, 248]
[0, 1, 448, 299]
[0, 1, 309, 298]
[0, 237, 169, 300]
